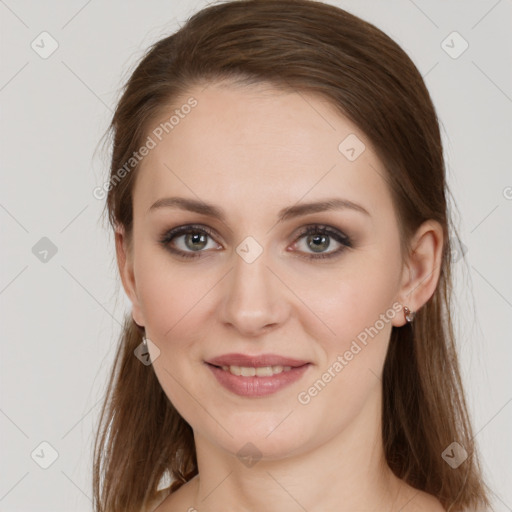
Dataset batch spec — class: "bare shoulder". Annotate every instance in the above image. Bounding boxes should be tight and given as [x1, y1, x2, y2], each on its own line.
[399, 487, 446, 511]
[148, 476, 445, 512]
[153, 477, 198, 512]
[413, 492, 445, 511]
[387, 474, 445, 511]
[142, 488, 171, 512]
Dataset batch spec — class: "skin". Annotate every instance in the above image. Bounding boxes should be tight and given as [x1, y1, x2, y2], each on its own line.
[116, 80, 445, 511]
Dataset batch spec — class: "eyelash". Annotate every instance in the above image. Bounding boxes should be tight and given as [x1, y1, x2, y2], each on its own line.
[158, 223, 353, 260]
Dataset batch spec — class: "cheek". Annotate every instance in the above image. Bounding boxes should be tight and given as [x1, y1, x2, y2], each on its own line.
[132, 250, 218, 411]
[293, 272, 400, 439]
[292, 252, 401, 352]
[302, 277, 396, 396]
[137, 262, 208, 422]
[133, 244, 209, 337]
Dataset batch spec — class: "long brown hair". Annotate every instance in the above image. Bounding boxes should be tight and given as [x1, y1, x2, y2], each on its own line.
[93, 1, 491, 510]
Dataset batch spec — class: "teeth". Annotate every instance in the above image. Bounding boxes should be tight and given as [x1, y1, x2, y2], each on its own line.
[220, 365, 294, 377]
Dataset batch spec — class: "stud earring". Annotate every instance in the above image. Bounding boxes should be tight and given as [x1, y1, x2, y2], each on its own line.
[403, 306, 416, 323]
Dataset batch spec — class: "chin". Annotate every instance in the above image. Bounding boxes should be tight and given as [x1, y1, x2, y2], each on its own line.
[204, 413, 317, 463]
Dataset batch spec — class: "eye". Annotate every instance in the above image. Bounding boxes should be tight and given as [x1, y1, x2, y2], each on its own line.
[159, 223, 352, 260]
[291, 224, 352, 260]
[159, 224, 221, 259]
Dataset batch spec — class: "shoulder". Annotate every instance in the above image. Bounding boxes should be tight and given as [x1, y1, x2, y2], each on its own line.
[149, 477, 198, 512]
[400, 489, 446, 511]
[143, 487, 171, 512]
[390, 475, 445, 511]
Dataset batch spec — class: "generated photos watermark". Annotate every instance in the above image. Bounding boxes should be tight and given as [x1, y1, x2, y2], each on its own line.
[297, 301, 402, 405]
[93, 96, 198, 200]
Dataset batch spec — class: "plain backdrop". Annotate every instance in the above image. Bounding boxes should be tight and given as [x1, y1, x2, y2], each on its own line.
[1, 0, 511, 510]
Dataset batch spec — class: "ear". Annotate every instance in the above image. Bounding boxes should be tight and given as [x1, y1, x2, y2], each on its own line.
[115, 224, 145, 327]
[391, 219, 444, 327]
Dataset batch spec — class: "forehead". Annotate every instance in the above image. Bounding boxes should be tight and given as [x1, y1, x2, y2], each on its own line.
[133, 81, 394, 221]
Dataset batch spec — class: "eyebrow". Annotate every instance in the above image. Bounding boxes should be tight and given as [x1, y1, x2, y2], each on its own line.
[148, 196, 370, 222]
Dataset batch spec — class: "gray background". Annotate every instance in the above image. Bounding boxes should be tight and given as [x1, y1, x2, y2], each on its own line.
[1, 0, 511, 510]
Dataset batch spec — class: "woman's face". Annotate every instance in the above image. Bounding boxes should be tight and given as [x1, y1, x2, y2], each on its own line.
[119, 81, 411, 461]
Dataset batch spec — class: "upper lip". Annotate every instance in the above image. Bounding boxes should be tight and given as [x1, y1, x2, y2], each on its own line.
[206, 353, 310, 368]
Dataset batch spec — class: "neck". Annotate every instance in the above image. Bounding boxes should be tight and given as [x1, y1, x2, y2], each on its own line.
[188, 391, 406, 511]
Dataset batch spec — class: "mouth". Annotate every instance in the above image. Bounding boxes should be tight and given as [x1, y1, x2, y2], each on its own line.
[206, 352, 310, 368]
[208, 363, 297, 377]
[204, 353, 311, 397]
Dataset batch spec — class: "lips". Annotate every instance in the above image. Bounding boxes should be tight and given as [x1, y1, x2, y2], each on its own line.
[206, 353, 309, 368]
[205, 353, 311, 397]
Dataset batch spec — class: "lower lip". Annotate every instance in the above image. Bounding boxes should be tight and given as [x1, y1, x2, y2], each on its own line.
[206, 363, 311, 397]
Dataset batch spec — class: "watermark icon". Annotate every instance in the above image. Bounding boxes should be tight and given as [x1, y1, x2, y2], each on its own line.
[450, 237, 467, 264]
[93, 97, 198, 200]
[442, 441, 468, 469]
[32, 237, 58, 263]
[236, 236, 263, 264]
[441, 31, 469, 60]
[338, 133, 366, 161]
[31, 441, 59, 469]
[236, 441, 262, 468]
[503, 186, 512, 200]
[134, 337, 161, 365]
[31, 31, 59, 59]
[297, 301, 402, 405]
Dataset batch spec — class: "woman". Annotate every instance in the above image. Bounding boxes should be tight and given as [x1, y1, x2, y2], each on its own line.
[92, 0, 491, 510]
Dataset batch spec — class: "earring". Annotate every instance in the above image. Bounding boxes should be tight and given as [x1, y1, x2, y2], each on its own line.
[142, 335, 148, 346]
[403, 306, 416, 323]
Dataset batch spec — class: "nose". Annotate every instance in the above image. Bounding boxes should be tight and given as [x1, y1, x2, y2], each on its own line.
[218, 247, 290, 337]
